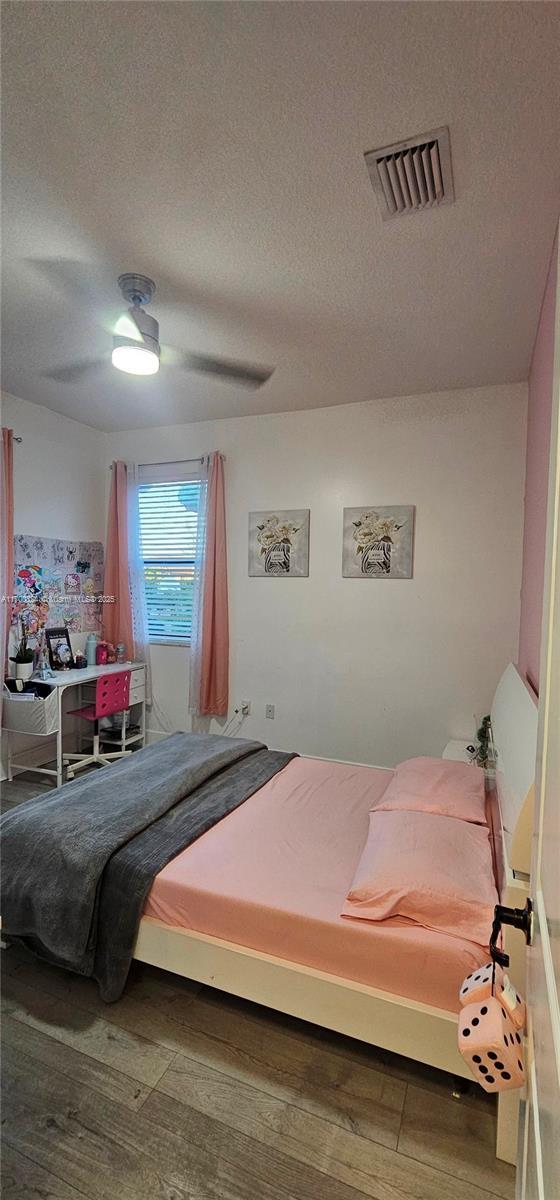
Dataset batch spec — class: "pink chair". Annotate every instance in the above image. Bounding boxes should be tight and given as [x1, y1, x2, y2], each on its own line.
[64, 670, 132, 780]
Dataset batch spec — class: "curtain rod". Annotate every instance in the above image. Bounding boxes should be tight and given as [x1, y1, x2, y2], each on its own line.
[139, 456, 206, 467]
[109, 455, 224, 470]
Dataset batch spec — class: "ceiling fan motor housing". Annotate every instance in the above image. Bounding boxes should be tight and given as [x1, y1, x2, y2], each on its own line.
[117, 273, 156, 307]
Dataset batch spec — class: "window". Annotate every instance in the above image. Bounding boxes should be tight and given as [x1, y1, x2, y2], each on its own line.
[138, 470, 203, 644]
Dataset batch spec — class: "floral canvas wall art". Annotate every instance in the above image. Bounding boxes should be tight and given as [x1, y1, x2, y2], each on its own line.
[342, 506, 415, 578]
[249, 510, 310, 577]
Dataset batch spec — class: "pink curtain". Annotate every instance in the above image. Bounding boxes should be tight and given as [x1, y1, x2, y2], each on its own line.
[103, 461, 134, 654]
[195, 453, 229, 717]
[1, 428, 14, 677]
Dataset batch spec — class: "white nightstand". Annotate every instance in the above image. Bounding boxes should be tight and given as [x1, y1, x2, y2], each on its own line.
[442, 739, 478, 764]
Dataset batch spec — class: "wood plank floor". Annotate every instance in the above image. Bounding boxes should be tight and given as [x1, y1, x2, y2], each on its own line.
[1, 774, 516, 1200]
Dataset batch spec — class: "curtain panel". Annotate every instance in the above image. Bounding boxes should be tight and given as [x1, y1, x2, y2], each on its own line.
[1, 428, 14, 688]
[104, 460, 151, 697]
[189, 452, 229, 718]
[103, 461, 134, 652]
[126, 461, 152, 702]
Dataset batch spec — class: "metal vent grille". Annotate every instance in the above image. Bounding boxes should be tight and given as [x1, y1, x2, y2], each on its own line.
[364, 127, 454, 221]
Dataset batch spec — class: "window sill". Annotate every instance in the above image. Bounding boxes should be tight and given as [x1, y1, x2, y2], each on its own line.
[149, 639, 191, 648]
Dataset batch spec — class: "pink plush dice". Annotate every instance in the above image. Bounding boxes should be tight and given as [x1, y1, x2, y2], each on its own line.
[501, 984, 526, 1032]
[458, 996, 525, 1092]
[459, 961, 503, 1007]
[459, 964, 526, 1030]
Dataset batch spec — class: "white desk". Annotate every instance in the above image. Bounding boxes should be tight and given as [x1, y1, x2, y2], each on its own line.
[5, 662, 146, 788]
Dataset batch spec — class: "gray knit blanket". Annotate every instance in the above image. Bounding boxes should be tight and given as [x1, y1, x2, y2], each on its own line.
[1, 732, 296, 1000]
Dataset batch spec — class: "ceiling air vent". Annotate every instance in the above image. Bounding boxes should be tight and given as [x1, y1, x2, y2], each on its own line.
[364, 126, 454, 221]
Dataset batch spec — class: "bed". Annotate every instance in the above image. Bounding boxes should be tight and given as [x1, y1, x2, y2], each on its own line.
[134, 663, 538, 1165]
[143, 755, 490, 1013]
[1, 663, 537, 1165]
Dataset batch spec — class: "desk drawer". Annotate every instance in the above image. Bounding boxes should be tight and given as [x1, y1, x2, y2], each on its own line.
[129, 671, 146, 704]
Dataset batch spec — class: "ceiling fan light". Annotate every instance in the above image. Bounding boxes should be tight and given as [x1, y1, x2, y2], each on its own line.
[112, 342, 160, 375]
[112, 303, 160, 375]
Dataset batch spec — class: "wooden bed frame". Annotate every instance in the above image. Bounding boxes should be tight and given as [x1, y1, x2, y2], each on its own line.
[133, 663, 537, 1165]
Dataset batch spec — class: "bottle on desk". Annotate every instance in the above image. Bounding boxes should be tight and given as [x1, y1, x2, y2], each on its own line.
[85, 634, 98, 667]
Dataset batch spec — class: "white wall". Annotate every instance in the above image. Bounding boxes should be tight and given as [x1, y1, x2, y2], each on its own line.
[2, 391, 106, 662]
[1, 393, 107, 775]
[1, 392, 106, 544]
[109, 382, 528, 767]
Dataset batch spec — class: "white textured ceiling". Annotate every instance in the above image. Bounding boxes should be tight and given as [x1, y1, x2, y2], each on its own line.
[2, 1, 559, 432]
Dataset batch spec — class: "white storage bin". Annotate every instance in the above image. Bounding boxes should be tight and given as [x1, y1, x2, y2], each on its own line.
[2, 688, 59, 736]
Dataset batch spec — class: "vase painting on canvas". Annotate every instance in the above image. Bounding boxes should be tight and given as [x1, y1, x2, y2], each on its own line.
[248, 510, 310, 577]
[342, 506, 415, 578]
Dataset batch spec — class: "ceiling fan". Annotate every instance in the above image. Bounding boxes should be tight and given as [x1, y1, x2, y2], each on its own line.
[46, 273, 275, 389]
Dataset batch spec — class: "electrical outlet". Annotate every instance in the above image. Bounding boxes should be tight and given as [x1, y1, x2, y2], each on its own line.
[241, 700, 251, 717]
[265, 704, 275, 719]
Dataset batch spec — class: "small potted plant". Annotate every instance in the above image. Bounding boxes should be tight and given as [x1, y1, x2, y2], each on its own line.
[476, 715, 492, 768]
[9, 618, 35, 681]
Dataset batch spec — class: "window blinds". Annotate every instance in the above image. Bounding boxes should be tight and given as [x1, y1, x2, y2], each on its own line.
[137, 471, 203, 643]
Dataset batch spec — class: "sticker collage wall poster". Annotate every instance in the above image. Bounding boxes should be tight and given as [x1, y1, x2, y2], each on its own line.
[12, 535, 104, 642]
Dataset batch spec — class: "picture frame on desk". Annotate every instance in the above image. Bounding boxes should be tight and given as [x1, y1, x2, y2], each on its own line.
[45, 626, 74, 671]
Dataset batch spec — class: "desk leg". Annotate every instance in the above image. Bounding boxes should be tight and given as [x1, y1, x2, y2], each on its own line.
[7, 732, 13, 782]
[56, 688, 63, 788]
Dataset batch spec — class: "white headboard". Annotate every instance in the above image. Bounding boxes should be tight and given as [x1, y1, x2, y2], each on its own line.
[490, 663, 538, 875]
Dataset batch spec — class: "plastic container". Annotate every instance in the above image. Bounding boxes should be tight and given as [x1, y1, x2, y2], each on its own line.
[96, 642, 108, 666]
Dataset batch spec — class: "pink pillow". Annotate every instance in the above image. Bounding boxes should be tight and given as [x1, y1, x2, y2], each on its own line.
[342, 809, 497, 946]
[374, 756, 486, 824]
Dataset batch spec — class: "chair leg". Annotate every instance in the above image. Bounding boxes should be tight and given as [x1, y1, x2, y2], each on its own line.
[64, 753, 97, 779]
[63, 719, 133, 781]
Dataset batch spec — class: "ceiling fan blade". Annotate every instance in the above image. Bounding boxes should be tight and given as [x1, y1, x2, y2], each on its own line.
[182, 352, 274, 389]
[43, 358, 106, 383]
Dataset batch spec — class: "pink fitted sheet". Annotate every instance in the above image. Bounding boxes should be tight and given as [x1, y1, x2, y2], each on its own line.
[143, 756, 489, 1012]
